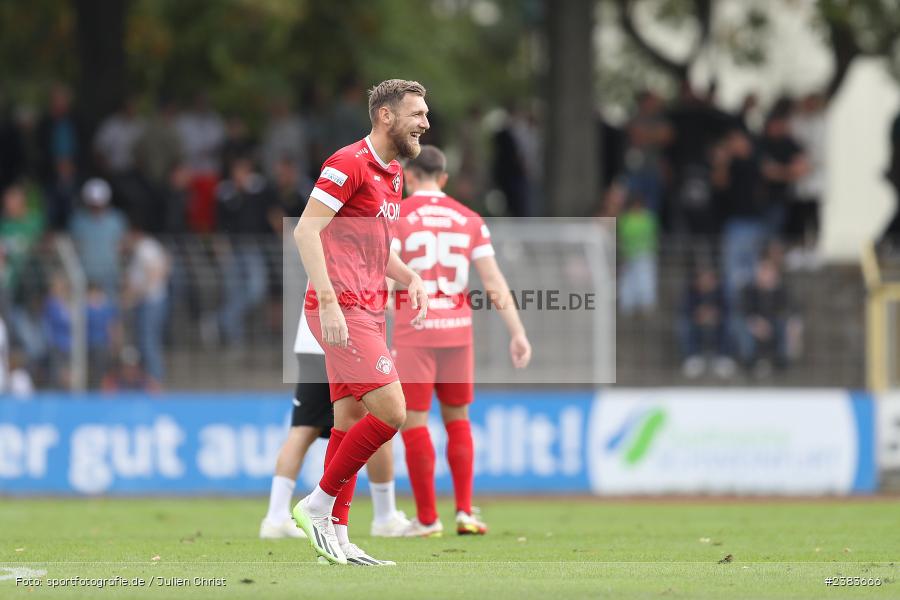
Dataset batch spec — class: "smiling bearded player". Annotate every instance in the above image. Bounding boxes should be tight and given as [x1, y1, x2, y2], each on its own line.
[291, 79, 430, 566]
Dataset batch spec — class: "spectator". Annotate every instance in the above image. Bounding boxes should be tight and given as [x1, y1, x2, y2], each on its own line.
[0, 93, 26, 192]
[598, 115, 627, 197]
[162, 162, 192, 234]
[324, 75, 370, 151]
[102, 345, 161, 393]
[221, 115, 254, 174]
[678, 264, 734, 379]
[85, 282, 120, 389]
[134, 96, 184, 195]
[0, 311, 9, 393]
[617, 193, 658, 316]
[94, 96, 153, 233]
[736, 259, 799, 377]
[123, 228, 169, 384]
[301, 82, 332, 174]
[737, 92, 761, 133]
[492, 104, 541, 216]
[623, 90, 673, 216]
[269, 155, 311, 232]
[8, 349, 35, 398]
[454, 105, 489, 207]
[93, 96, 145, 177]
[9, 293, 49, 380]
[759, 98, 809, 237]
[42, 273, 72, 388]
[69, 178, 127, 300]
[665, 80, 732, 234]
[176, 93, 225, 233]
[0, 183, 45, 295]
[596, 178, 627, 219]
[36, 84, 82, 230]
[211, 155, 273, 346]
[0, 313, 31, 397]
[714, 128, 767, 303]
[509, 105, 542, 215]
[261, 95, 309, 183]
[788, 92, 827, 268]
[135, 97, 184, 232]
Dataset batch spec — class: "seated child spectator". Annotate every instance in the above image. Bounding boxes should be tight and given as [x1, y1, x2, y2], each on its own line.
[737, 258, 801, 377]
[678, 263, 735, 379]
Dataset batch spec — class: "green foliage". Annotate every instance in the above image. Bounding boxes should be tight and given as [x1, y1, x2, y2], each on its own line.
[0, 0, 537, 129]
[0, 0, 77, 104]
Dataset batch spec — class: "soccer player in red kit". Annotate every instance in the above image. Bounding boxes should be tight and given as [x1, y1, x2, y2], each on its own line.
[291, 79, 429, 565]
[391, 145, 532, 537]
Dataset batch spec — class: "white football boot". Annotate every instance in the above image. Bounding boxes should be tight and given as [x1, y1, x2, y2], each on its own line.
[402, 518, 444, 538]
[370, 510, 412, 538]
[259, 517, 307, 539]
[456, 510, 488, 535]
[291, 496, 347, 565]
[341, 542, 397, 566]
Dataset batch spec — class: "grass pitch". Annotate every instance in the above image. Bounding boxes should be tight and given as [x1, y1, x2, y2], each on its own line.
[1, 497, 897, 599]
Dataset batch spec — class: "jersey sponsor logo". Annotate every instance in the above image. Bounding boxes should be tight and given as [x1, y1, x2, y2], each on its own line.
[375, 355, 393, 375]
[321, 167, 349, 187]
[376, 199, 401, 220]
[374, 175, 382, 181]
[392, 173, 401, 193]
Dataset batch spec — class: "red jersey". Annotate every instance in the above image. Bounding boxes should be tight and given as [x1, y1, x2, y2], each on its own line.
[305, 136, 403, 321]
[392, 190, 494, 347]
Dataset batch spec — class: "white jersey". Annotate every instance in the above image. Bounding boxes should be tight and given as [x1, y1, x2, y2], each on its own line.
[293, 305, 324, 356]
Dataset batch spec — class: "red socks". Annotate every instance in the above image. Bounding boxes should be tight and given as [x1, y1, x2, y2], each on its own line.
[446, 419, 474, 514]
[402, 426, 438, 525]
[319, 414, 398, 522]
[404, 419, 475, 523]
[322, 428, 357, 526]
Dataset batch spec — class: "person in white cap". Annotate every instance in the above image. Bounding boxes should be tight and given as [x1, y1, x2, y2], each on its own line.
[69, 177, 127, 299]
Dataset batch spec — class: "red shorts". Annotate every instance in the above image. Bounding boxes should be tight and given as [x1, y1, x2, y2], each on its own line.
[306, 314, 398, 402]
[391, 345, 474, 412]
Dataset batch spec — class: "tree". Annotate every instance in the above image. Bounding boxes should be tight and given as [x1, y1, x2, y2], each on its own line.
[817, 0, 900, 100]
[615, 0, 712, 84]
[74, 0, 129, 139]
[545, 0, 599, 216]
[611, 0, 900, 104]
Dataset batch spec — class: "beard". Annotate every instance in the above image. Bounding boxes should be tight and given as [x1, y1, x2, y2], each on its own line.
[389, 123, 421, 159]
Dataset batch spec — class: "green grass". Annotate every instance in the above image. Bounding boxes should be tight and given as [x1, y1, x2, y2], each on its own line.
[1, 498, 897, 599]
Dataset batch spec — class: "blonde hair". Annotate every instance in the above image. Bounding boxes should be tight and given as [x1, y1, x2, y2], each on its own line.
[367, 79, 426, 123]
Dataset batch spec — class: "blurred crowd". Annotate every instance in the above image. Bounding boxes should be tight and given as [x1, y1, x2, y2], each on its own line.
[0, 76, 551, 394]
[0, 81, 330, 394]
[0, 74, 842, 392]
[603, 83, 826, 380]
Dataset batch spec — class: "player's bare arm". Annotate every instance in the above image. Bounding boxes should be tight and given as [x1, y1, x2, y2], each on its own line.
[294, 199, 348, 348]
[475, 255, 532, 369]
[386, 250, 428, 324]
